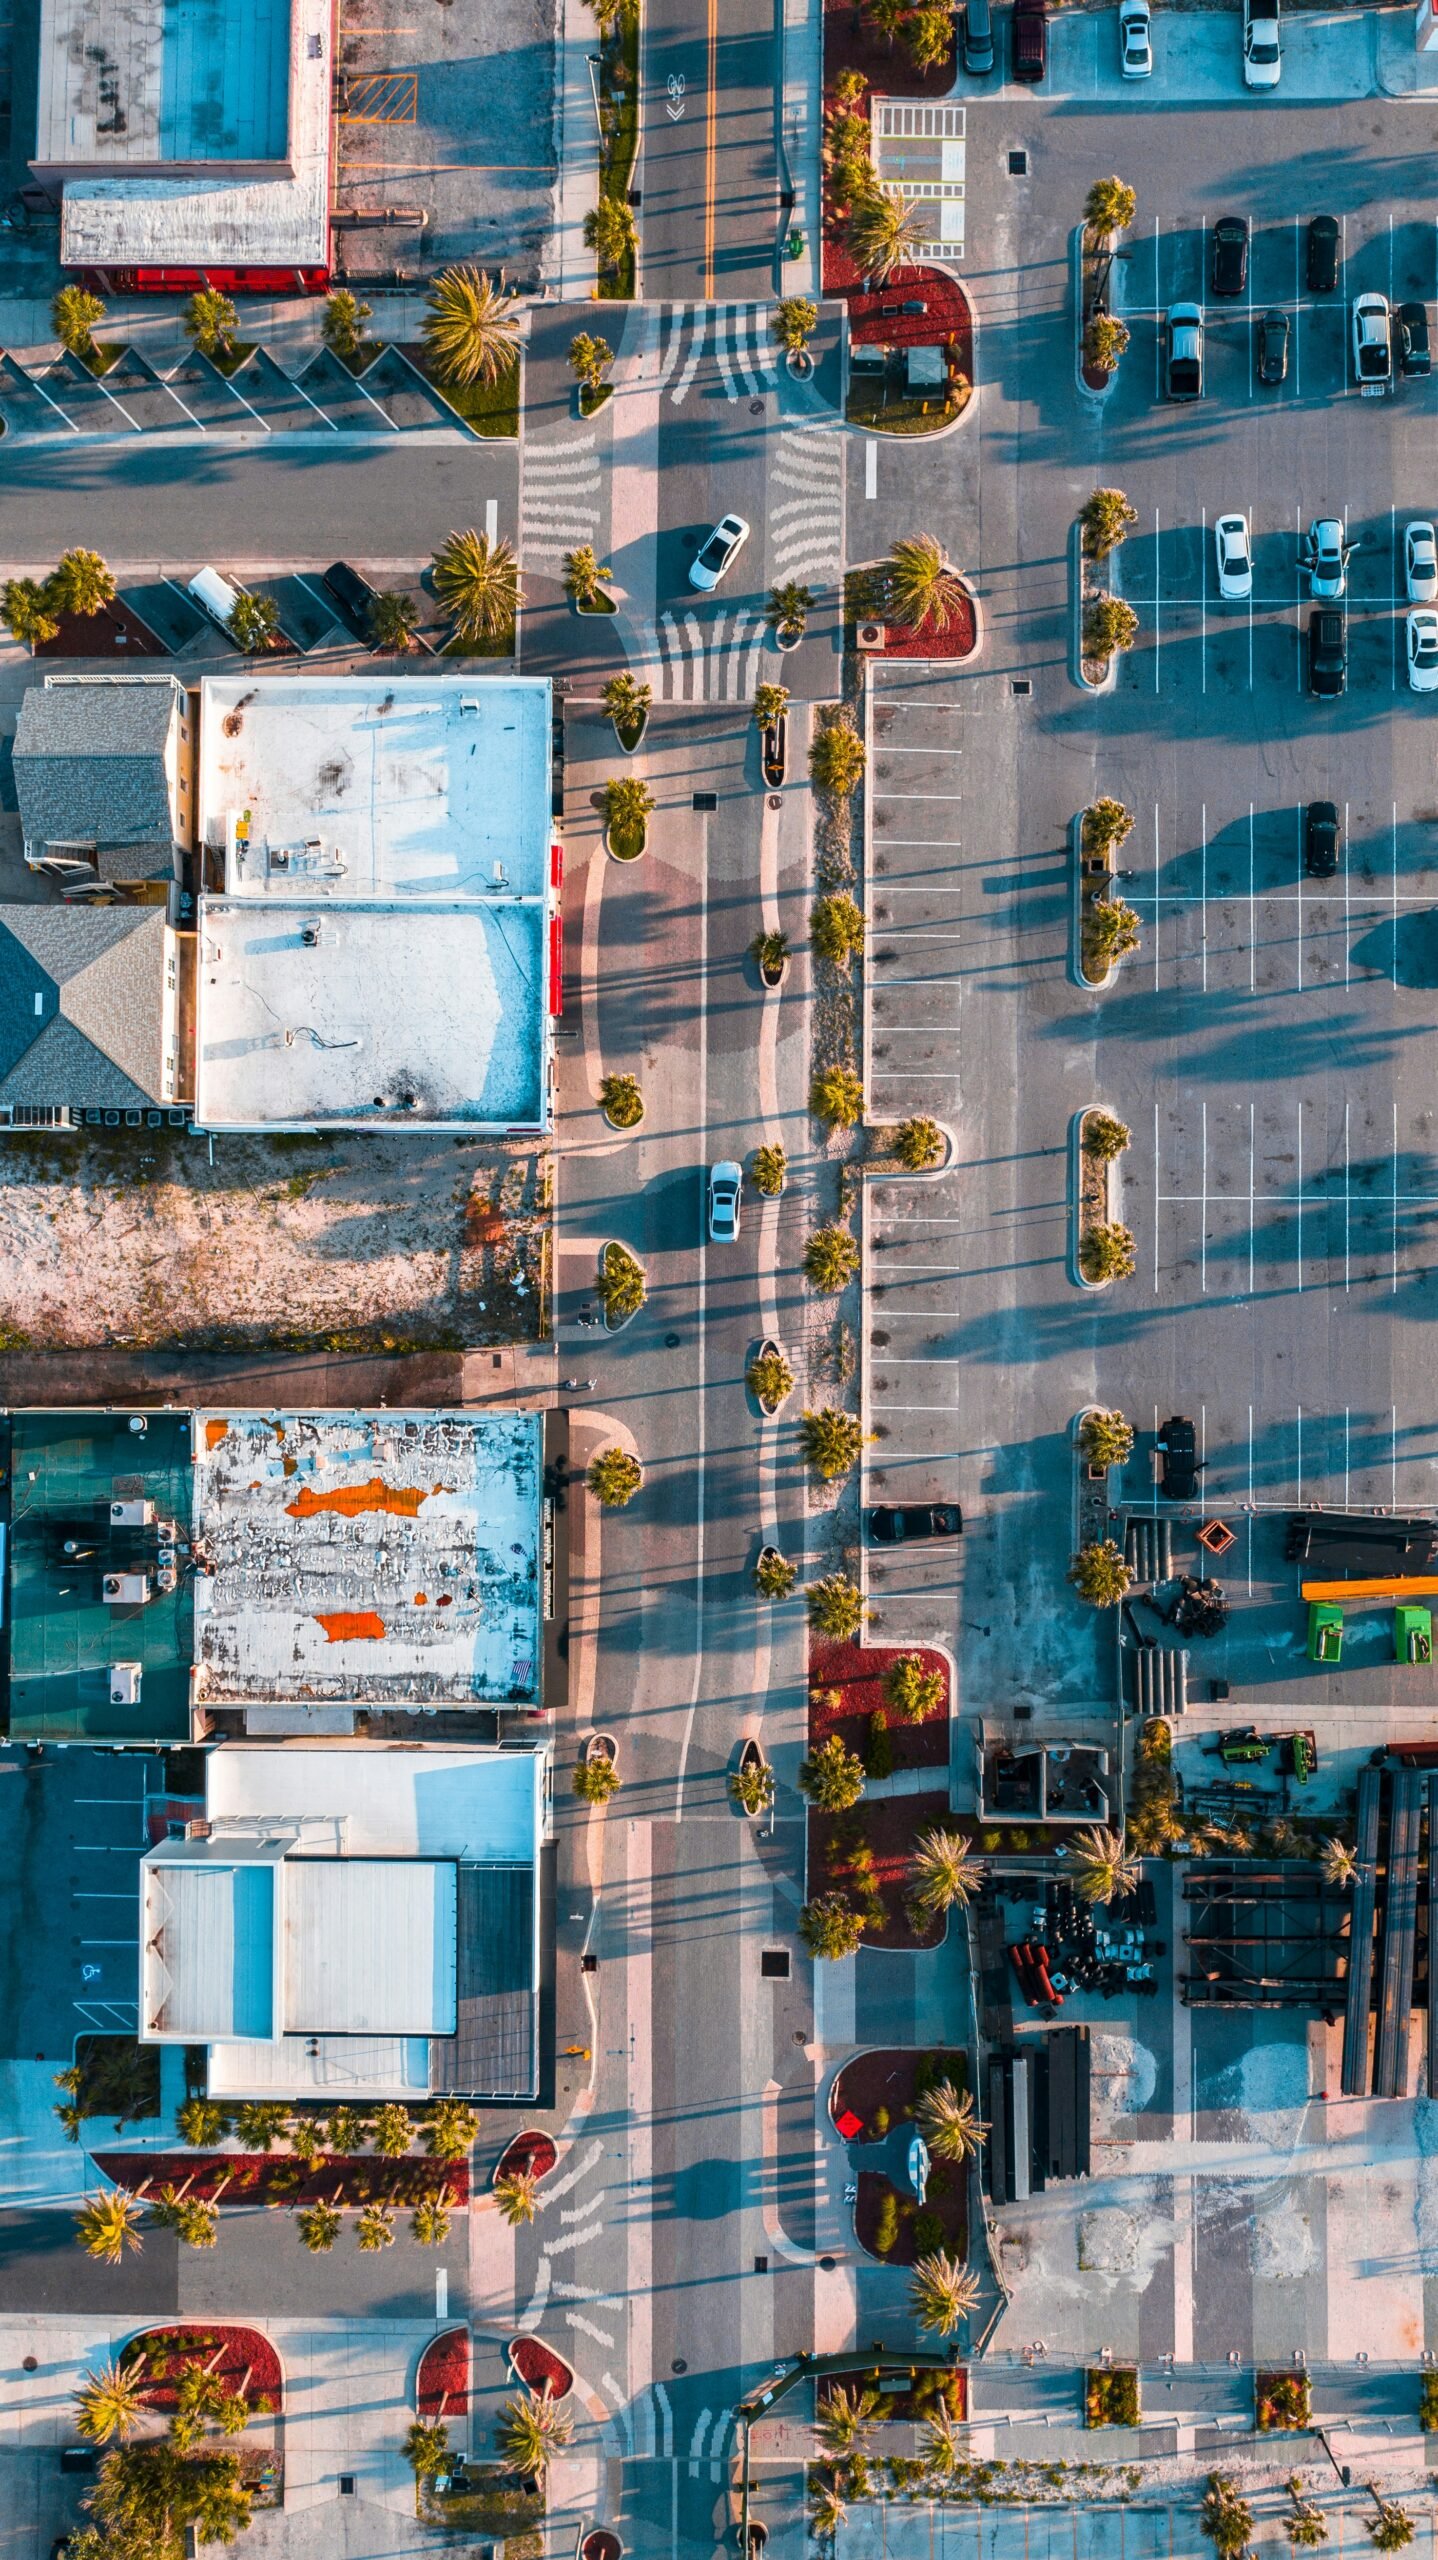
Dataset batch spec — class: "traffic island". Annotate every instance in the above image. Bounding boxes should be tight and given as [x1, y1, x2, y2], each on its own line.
[831, 2048, 970, 2263]
[127, 2323, 283, 2417]
[1072, 805, 1141, 989]
[1074, 226, 1127, 397]
[1071, 1108, 1134, 1291]
[495, 2131, 557, 2186]
[419, 2467, 544, 2538]
[1085, 2367, 1140, 2427]
[417, 2328, 470, 2420]
[509, 2335, 574, 2400]
[598, 1241, 646, 1329]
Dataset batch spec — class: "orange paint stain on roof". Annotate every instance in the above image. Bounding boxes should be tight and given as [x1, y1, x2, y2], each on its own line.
[285, 1477, 447, 1521]
[315, 1611, 387, 1643]
[205, 1419, 228, 1450]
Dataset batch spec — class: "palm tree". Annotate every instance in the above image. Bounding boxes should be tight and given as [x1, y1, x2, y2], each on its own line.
[75, 2189, 144, 2265]
[322, 289, 372, 362]
[563, 543, 613, 607]
[296, 2201, 342, 2252]
[584, 197, 638, 278]
[177, 2097, 230, 2149]
[588, 1446, 643, 1506]
[432, 528, 520, 647]
[909, 1828, 983, 1923]
[815, 2383, 877, 2459]
[1084, 175, 1137, 236]
[1320, 1836, 1357, 1889]
[885, 534, 966, 634]
[766, 579, 813, 639]
[772, 295, 818, 357]
[421, 266, 521, 386]
[753, 680, 790, 728]
[799, 1405, 866, 1481]
[496, 2391, 573, 2481]
[601, 672, 651, 741]
[422, 2099, 480, 2162]
[810, 2476, 849, 2545]
[404, 2416, 450, 2479]
[573, 1753, 621, 1804]
[356, 2203, 395, 2251]
[923, 2407, 965, 2480]
[46, 549, 115, 618]
[189, 2457, 253, 2546]
[228, 592, 279, 654]
[1067, 1539, 1132, 1606]
[494, 2169, 540, 2226]
[74, 2360, 149, 2445]
[183, 288, 239, 359]
[3, 577, 59, 653]
[1071, 1824, 1141, 1908]
[52, 283, 105, 359]
[848, 190, 929, 285]
[1368, 2500, 1413, 2553]
[410, 2197, 451, 2246]
[906, 3, 954, 69]
[367, 589, 420, 654]
[863, 0, 908, 44]
[1201, 2474, 1253, 2556]
[799, 1892, 865, 1961]
[806, 1573, 867, 1641]
[372, 2103, 414, 2158]
[730, 1760, 774, 1815]
[909, 2249, 981, 2335]
[568, 330, 614, 397]
[915, 2079, 988, 2162]
[1286, 2478, 1329, 2548]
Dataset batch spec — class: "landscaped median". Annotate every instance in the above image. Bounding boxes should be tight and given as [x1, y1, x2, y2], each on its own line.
[1072, 796, 1141, 990]
[1070, 1106, 1135, 1290]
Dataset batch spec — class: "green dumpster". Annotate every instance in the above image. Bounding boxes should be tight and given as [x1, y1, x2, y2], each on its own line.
[1395, 1605, 1433, 1666]
[1307, 1602, 1343, 1665]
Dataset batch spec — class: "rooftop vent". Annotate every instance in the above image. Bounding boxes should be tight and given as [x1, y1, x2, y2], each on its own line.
[103, 1574, 152, 1607]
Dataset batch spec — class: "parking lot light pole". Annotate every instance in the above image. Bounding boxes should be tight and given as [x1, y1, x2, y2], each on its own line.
[586, 55, 604, 144]
[1314, 2427, 1351, 2486]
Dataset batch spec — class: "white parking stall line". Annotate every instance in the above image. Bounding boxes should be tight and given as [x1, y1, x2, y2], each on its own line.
[1297, 1106, 1304, 1291]
[1200, 801, 1208, 992]
[870, 791, 963, 802]
[1344, 1098, 1351, 1292]
[1344, 800, 1350, 984]
[865, 436, 878, 499]
[1200, 1099, 1208, 1294]
[1153, 504, 1161, 691]
[871, 744, 964, 756]
[1248, 803, 1255, 991]
[1393, 1100, 1401, 1295]
[1248, 1101, 1256, 1298]
[1200, 502, 1207, 692]
[1153, 1099, 1160, 1293]
[1392, 800, 1399, 953]
[1297, 803, 1304, 990]
[876, 840, 967, 850]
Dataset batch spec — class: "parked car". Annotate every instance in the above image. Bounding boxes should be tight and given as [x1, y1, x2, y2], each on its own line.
[1012, 1, 1047, 80]
[1119, 0, 1152, 75]
[1304, 800, 1341, 879]
[187, 565, 242, 632]
[707, 1161, 742, 1241]
[1214, 512, 1253, 600]
[1352, 290, 1392, 388]
[867, 1503, 964, 1544]
[1211, 215, 1250, 298]
[1243, 0, 1281, 85]
[1165, 302, 1204, 400]
[323, 559, 381, 639]
[1408, 608, 1438, 692]
[1307, 213, 1340, 292]
[1307, 607, 1347, 699]
[962, 0, 996, 73]
[1157, 1416, 1200, 1501]
[689, 513, 750, 592]
[1257, 307, 1290, 385]
[1399, 300, 1431, 377]
[1407, 520, 1438, 602]
[1305, 517, 1350, 600]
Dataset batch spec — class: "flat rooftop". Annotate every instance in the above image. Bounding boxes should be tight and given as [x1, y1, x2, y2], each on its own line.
[193, 899, 547, 1132]
[192, 1410, 544, 1709]
[36, 0, 291, 168]
[4, 1408, 193, 1743]
[199, 677, 554, 904]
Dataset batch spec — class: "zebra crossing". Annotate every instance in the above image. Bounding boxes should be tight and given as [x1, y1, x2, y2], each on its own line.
[769, 422, 845, 592]
[651, 604, 769, 704]
[635, 301, 779, 404]
[596, 2382, 735, 2477]
[519, 430, 604, 572]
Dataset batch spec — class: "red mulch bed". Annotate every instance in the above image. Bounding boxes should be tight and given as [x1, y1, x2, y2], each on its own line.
[855, 2161, 969, 2264]
[496, 2131, 557, 2184]
[844, 260, 972, 361]
[125, 2324, 282, 2413]
[832, 2046, 967, 2135]
[37, 600, 167, 659]
[809, 1791, 952, 1949]
[825, 0, 955, 103]
[809, 1635, 949, 1771]
[94, 2151, 469, 2208]
[583, 2537, 623, 2560]
[510, 2335, 574, 2401]
[417, 2327, 470, 2420]
[875, 599, 977, 660]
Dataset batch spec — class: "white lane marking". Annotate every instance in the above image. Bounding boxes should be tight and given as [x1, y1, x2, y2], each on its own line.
[545, 2221, 603, 2254]
[538, 2137, 605, 2209]
[565, 2310, 616, 2347]
[865, 437, 878, 499]
[517, 2254, 551, 2327]
[654, 2381, 674, 2456]
[485, 499, 497, 543]
[561, 2189, 605, 2222]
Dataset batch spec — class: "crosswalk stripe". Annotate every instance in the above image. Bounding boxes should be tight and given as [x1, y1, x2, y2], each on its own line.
[670, 308, 709, 404]
[653, 301, 688, 391]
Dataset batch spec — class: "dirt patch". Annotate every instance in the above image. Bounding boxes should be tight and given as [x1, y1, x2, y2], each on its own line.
[37, 599, 167, 659]
[0, 1132, 551, 1351]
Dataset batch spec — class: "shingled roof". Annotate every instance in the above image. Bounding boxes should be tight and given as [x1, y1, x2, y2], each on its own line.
[14, 679, 179, 881]
[0, 906, 167, 1108]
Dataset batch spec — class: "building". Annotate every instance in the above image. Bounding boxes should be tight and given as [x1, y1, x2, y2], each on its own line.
[32, 0, 330, 287]
[139, 1741, 549, 2099]
[0, 905, 193, 1126]
[15, 674, 194, 886]
[193, 675, 557, 1135]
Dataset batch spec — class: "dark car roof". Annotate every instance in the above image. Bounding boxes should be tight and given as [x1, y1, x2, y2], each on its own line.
[1308, 799, 1338, 823]
[1310, 213, 1338, 234]
[1215, 214, 1248, 237]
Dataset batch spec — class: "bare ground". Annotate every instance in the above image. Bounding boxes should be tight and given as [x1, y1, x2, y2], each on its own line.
[0, 1130, 552, 1353]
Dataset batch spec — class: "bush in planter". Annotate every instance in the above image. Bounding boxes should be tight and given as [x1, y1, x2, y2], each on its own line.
[1084, 175, 1137, 236]
[883, 1652, 945, 1723]
[751, 1143, 787, 1195]
[766, 579, 813, 641]
[1084, 595, 1141, 659]
[47, 549, 116, 619]
[1286, 2479, 1330, 2545]
[1083, 314, 1131, 376]
[1084, 797, 1135, 859]
[911, 2207, 946, 2254]
[564, 543, 614, 608]
[584, 196, 638, 283]
[894, 1115, 943, 1170]
[1086, 2368, 1140, 2427]
[568, 329, 614, 406]
[810, 721, 866, 796]
[1079, 1408, 1133, 1469]
[871, 2184, 900, 2254]
[573, 1753, 621, 1804]
[753, 681, 791, 730]
[1087, 897, 1141, 969]
[228, 592, 279, 654]
[748, 1348, 794, 1407]
[52, 283, 106, 361]
[848, 188, 929, 288]
[1083, 1110, 1131, 1162]
[322, 288, 372, 362]
[1257, 2373, 1311, 2431]
[807, 1573, 868, 1640]
[599, 1073, 643, 1128]
[800, 1892, 867, 1961]
[730, 1759, 774, 1814]
[602, 671, 651, 746]
[588, 1445, 643, 1506]
[754, 1549, 798, 1599]
[3, 577, 60, 652]
[183, 286, 239, 360]
[810, 1065, 864, 1128]
[603, 775, 655, 857]
[805, 1226, 859, 1292]
[799, 1734, 866, 1811]
[598, 1240, 645, 1320]
[811, 893, 866, 964]
[772, 297, 818, 358]
[799, 1405, 867, 1480]
[1081, 488, 1139, 560]
[1067, 1539, 1132, 1607]
[750, 928, 790, 979]
[1079, 1221, 1136, 1283]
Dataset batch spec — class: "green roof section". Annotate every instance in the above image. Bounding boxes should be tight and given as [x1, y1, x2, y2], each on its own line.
[5, 1410, 194, 1743]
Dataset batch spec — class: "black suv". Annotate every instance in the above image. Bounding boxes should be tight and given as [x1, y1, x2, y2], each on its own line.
[1304, 800, 1341, 878]
[323, 559, 381, 638]
[1257, 308, 1289, 386]
[1157, 1416, 1200, 1501]
[1211, 215, 1249, 297]
[1307, 607, 1347, 699]
[1399, 300, 1432, 376]
[1307, 213, 1339, 292]
[867, 1503, 963, 1544]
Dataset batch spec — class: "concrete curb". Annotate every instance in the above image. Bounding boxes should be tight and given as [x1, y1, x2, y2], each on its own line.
[1072, 223, 1118, 407]
[1072, 520, 1120, 694]
[1069, 1105, 1118, 1292]
[1070, 811, 1118, 993]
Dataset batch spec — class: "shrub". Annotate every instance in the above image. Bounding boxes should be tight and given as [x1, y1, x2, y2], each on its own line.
[730, 1760, 774, 1815]
[1086, 2368, 1140, 2427]
[912, 2208, 946, 2254]
[1080, 1221, 1136, 1282]
[1084, 796, 1135, 858]
[866, 1708, 895, 1779]
[1421, 2372, 1438, 2432]
[1078, 1409, 1133, 1469]
[799, 1406, 866, 1480]
[807, 1574, 868, 1639]
[751, 1144, 787, 1195]
[1083, 1110, 1131, 1161]
[588, 1446, 642, 1506]
[800, 1735, 866, 1811]
[810, 1066, 864, 1128]
[1087, 898, 1141, 968]
[228, 593, 278, 654]
[755, 1549, 798, 1599]
[871, 2104, 890, 2139]
[1083, 314, 1131, 375]
[800, 1892, 866, 1960]
[809, 721, 866, 796]
[753, 681, 791, 727]
[1084, 175, 1137, 234]
[603, 776, 655, 856]
[811, 894, 866, 963]
[872, 2187, 901, 2255]
[805, 1226, 859, 1292]
[1081, 489, 1138, 560]
[599, 1073, 643, 1128]
[573, 1755, 621, 1804]
[883, 1653, 945, 1724]
[598, 1240, 645, 1322]
[751, 929, 789, 978]
[894, 1116, 943, 1170]
[747, 1349, 794, 1406]
[1083, 595, 1140, 659]
[1067, 1539, 1132, 1607]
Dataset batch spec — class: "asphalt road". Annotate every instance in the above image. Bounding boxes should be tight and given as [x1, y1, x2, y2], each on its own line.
[642, 0, 780, 299]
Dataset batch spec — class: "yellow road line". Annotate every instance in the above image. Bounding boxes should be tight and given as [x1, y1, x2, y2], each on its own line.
[704, 0, 718, 295]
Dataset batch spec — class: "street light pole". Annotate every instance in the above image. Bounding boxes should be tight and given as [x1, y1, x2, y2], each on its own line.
[586, 54, 604, 145]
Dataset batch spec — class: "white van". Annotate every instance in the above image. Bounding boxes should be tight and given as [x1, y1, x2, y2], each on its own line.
[187, 565, 242, 631]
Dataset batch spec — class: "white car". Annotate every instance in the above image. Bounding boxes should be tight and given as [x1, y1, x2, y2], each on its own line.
[1119, 0, 1152, 76]
[1352, 291, 1392, 388]
[689, 513, 751, 592]
[708, 1160, 742, 1242]
[1408, 609, 1438, 692]
[1242, 0, 1281, 84]
[1406, 520, 1438, 603]
[1305, 517, 1350, 600]
[1214, 512, 1252, 601]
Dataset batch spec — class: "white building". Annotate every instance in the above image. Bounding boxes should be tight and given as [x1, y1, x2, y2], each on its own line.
[192, 674, 556, 1135]
[139, 1742, 548, 2100]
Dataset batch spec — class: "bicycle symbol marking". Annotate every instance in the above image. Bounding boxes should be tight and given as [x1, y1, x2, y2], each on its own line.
[665, 68, 686, 117]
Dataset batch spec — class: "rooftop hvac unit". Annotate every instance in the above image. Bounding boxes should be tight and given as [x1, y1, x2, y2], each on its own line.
[857, 622, 888, 651]
[109, 1663, 142, 1705]
[110, 1498, 155, 1528]
[300, 921, 325, 947]
[103, 1573, 152, 1606]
